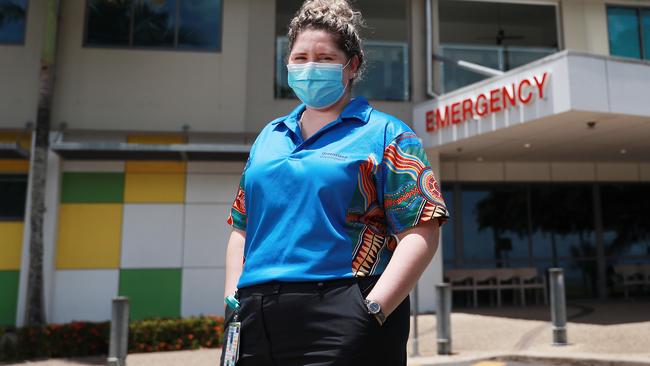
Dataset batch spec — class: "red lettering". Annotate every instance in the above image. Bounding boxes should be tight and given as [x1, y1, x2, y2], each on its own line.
[489, 88, 502, 113]
[426, 110, 435, 132]
[451, 102, 461, 124]
[428, 74, 550, 131]
[435, 106, 450, 129]
[518, 79, 533, 104]
[461, 99, 473, 121]
[475, 94, 489, 116]
[502, 84, 516, 109]
[534, 72, 549, 99]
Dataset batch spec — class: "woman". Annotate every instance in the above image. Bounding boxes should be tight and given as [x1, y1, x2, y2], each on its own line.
[223, 1, 448, 365]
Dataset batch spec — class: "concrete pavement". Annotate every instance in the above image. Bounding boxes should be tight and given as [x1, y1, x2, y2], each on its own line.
[408, 299, 650, 366]
[4, 300, 649, 366]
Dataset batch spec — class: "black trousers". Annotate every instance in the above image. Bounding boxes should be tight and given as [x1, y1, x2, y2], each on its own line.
[229, 276, 410, 366]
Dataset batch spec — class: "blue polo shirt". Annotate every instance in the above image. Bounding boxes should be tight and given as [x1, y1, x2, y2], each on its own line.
[227, 97, 448, 288]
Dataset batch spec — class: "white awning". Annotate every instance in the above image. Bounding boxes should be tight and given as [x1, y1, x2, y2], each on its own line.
[414, 51, 650, 162]
[0, 142, 30, 159]
[52, 142, 250, 161]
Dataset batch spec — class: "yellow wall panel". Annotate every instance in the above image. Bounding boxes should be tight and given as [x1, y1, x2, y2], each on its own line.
[0, 160, 29, 173]
[125, 161, 187, 174]
[125, 135, 187, 173]
[56, 204, 122, 269]
[0, 132, 31, 149]
[0, 222, 24, 270]
[127, 135, 186, 144]
[124, 173, 186, 203]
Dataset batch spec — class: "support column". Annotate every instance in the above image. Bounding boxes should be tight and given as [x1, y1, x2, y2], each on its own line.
[16, 133, 62, 326]
[593, 183, 607, 299]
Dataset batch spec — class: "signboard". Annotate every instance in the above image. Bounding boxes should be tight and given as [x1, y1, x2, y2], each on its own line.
[425, 72, 550, 132]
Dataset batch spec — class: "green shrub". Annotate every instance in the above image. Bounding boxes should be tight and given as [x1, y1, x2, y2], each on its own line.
[129, 316, 224, 353]
[0, 315, 224, 362]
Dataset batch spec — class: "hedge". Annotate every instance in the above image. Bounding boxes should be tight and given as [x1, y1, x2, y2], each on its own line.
[0, 315, 224, 362]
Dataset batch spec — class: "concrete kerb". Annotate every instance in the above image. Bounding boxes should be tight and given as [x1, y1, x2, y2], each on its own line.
[496, 354, 650, 366]
[408, 353, 650, 366]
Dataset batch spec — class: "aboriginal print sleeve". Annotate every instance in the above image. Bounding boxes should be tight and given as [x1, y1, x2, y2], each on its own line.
[226, 158, 249, 231]
[380, 131, 448, 235]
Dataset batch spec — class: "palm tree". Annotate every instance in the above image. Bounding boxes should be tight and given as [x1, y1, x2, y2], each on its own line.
[24, 0, 61, 326]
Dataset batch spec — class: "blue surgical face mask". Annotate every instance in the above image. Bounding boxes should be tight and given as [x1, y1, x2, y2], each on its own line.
[287, 59, 351, 109]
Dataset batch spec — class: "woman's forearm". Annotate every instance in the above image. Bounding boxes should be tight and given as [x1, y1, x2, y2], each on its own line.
[224, 228, 246, 300]
[366, 219, 441, 317]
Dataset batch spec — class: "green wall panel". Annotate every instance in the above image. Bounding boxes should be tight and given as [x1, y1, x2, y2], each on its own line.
[61, 173, 124, 203]
[0, 270, 19, 326]
[118, 269, 181, 320]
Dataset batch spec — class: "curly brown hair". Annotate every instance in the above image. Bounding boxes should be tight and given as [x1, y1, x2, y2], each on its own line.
[287, 0, 367, 82]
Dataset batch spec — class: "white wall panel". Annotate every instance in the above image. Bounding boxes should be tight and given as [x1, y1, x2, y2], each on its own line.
[121, 204, 184, 268]
[52, 0, 250, 133]
[440, 162, 457, 181]
[183, 204, 231, 268]
[505, 162, 552, 181]
[596, 163, 640, 182]
[568, 57, 609, 113]
[181, 268, 225, 317]
[607, 61, 650, 117]
[641, 164, 650, 182]
[551, 162, 596, 181]
[0, 0, 44, 129]
[52, 270, 118, 323]
[457, 162, 505, 181]
[186, 174, 240, 203]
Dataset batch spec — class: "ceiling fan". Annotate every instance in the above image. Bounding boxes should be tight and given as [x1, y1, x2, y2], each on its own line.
[474, 4, 525, 70]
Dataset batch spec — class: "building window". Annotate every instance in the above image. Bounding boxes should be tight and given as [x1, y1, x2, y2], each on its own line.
[444, 182, 650, 299]
[0, 175, 27, 220]
[601, 184, 650, 258]
[274, 0, 410, 102]
[0, 0, 28, 45]
[85, 0, 222, 51]
[607, 6, 650, 60]
[461, 184, 531, 264]
[438, 1, 559, 92]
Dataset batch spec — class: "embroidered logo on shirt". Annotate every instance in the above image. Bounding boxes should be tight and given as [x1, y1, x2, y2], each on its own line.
[320, 152, 348, 161]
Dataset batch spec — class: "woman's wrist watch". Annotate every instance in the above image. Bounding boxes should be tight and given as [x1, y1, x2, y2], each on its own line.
[364, 299, 386, 326]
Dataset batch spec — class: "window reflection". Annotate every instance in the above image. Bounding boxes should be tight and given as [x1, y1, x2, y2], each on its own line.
[601, 184, 650, 258]
[85, 0, 222, 51]
[87, 0, 132, 46]
[607, 7, 643, 59]
[0, 0, 27, 44]
[462, 185, 529, 263]
[445, 182, 649, 300]
[0, 175, 27, 220]
[533, 260, 596, 299]
[178, 0, 221, 50]
[607, 258, 650, 298]
[438, 0, 559, 92]
[133, 0, 176, 47]
[530, 185, 595, 263]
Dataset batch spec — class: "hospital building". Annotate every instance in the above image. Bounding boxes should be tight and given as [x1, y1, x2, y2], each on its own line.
[1, 0, 649, 327]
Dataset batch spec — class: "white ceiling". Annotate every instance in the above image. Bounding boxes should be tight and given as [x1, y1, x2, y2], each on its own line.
[437, 111, 650, 162]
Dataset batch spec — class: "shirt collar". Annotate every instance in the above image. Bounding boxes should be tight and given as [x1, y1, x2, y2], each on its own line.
[272, 97, 373, 127]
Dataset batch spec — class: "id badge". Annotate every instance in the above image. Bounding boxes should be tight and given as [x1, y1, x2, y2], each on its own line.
[223, 321, 241, 366]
